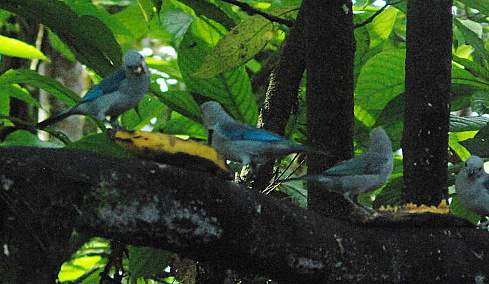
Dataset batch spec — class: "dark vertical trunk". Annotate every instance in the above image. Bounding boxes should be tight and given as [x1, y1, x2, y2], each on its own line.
[403, 0, 452, 205]
[253, 7, 306, 191]
[304, 0, 355, 217]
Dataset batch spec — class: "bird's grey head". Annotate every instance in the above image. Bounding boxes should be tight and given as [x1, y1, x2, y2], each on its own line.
[200, 101, 233, 130]
[464, 155, 485, 179]
[123, 50, 147, 76]
[368, 127, 392, 154]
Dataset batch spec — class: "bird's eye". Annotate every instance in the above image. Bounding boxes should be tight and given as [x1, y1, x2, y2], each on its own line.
[465, 162, 468, 167]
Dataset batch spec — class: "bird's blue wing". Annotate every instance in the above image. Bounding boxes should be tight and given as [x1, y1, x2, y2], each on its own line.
[220, 123, 285, 142]
[481, 175, 489, 191]
[80, 69, 126, 103]
[324, 156, 369, 176]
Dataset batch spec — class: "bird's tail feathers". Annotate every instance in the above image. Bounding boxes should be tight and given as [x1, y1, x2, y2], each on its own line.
[280, 174, 330, 184]
[293, 144, 330, 157]
[37, 108, 76, 129]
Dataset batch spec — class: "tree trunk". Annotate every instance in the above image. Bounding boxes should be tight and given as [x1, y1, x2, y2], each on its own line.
[403, 0, 452, 205]
[304, 0, 355, 217]
[253, 4, 306, 192]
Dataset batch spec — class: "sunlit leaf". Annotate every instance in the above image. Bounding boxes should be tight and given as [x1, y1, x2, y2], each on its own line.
[0, 35, 49, 61]
[0, 0, 121, 76]
[193, 15, 275, 78]
[178, 18, 258, 125]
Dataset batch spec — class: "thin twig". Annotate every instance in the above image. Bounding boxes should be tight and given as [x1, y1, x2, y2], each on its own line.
[221, 0, 294, 27]
[354, 1, 403, 29]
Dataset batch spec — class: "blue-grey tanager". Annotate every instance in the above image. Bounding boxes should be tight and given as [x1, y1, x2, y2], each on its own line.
[286, 127, 393, 209]
[38, 50, 150, 128]
[200, 101, 318, 167]
[455, 155, 489, 227]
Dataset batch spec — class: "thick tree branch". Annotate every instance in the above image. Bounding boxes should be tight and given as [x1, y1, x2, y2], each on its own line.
[1, 147, 489, 282]
[220, 0, 294, 27]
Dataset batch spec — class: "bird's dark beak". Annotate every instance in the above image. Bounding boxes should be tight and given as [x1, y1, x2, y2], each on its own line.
[130, 64, 145, 75]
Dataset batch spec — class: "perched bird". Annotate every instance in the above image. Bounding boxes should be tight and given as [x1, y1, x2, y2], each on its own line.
[200, 101, 318, 167]
[455, 155, 489, 227]
[38, 50, 150, 129]
[286, 127, 393, 209]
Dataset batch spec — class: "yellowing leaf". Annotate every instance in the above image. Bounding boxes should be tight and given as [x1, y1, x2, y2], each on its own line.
[193, 15, 274, 78]
[0, 35, 49, 61]
[112, 131, 230, 177]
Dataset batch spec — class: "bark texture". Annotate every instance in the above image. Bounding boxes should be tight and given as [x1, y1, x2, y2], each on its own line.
[254, 5, 306, 191]
[403, 0, 452, 205]
[0, 147, 488, 283]
[303, 0, 355, 217]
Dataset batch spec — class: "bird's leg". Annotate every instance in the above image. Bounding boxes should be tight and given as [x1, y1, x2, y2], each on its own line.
[343, 193, 377, 220]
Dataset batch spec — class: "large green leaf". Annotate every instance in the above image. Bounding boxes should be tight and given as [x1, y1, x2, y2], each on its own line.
[368, 7, 398, 47]
[178, 18, 258, 125]
[193, 15, 275, 78]
[460, 124, 489, 157]
[0, 0, 121, 76]
[178, 0, 235, 30]
[63, 0, 132, 37]
[128, 246, 173, 284]
[0, 69, 79, 105]
[450, 196, 481, 225]
[158, 112, 207, 138]
[0, 35, 49, 61]
[449, 115, 489, 132]
[454, 19, 489, 65]
[152, 87, 202, 123]
[465, 0, 489, 16]
[355, 49, 405, 126]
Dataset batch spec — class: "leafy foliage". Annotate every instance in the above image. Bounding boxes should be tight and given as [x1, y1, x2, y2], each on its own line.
[3, 0, 489, 282]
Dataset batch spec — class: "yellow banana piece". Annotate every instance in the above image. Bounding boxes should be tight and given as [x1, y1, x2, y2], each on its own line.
[111, 130, 230, 177]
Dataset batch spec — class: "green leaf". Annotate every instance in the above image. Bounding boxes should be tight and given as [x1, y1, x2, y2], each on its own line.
[178, 0, 235, 30]
[193, 15, 274, 78]
[0, 130, 62, 148]
[178, 18, 258, 125]
[47, 29, 76, 62]
[0, 35, 49, 61]
[152, 87, 202, 123]
[0, 0, 121, 76]
[454, 19, 489, 65]
[160, 4, 195, 44]
[449, 115, 489, 132]
[464, 0, 489, 16]
[128, 246, 173, 284]
[0, 88, 10, 116]
[2, 84, 40, 107]
[460, 124, 489, 157]
[62, 0, 132, 37]
[159, 112, 207, 138]
[0, 69, 79, 105]
[65, 133, 132, 159]
[146, 57, 182, 79]
[450, 196, 481, 225]
[368, 7, 398, 47]
[448, 132, 471, 161]
[121, 95, 166, 130]
[355, 49, 405, 126]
